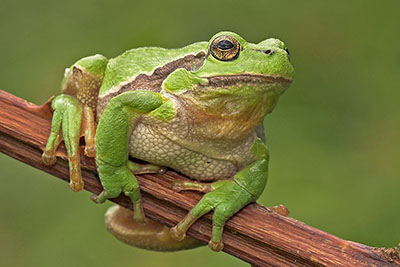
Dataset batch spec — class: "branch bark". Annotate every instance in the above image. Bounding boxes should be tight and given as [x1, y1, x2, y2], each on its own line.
[0, 89, 399, 266]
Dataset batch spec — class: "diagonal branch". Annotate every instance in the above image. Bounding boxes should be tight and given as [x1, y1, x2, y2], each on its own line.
[0, 89, 398, 266]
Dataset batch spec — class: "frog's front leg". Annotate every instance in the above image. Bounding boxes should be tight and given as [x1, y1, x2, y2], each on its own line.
[92, 90, 168, 223]
[42, 55, 108, 192]
[170, 138, 269, 252]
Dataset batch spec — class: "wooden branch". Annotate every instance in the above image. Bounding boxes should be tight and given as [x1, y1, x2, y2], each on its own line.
[0, 89, 399, 266]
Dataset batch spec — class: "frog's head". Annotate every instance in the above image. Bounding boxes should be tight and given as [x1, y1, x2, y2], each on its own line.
[163, 31, 294, 134]
[197, 31, 294, 88]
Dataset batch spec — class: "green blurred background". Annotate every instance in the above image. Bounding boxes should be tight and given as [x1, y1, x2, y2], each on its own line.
[1, 0, 399, 266]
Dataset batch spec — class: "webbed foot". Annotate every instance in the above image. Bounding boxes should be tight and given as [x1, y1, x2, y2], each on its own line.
[91, 161, 166, 224]
[91, 163, 147, 223]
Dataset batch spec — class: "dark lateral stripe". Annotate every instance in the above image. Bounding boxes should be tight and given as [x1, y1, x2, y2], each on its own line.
[204, 74, 292, 87]
[119, 51, 206, 94]
[97, 51, 206, 118]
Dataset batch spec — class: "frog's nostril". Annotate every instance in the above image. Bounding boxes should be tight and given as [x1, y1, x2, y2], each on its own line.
[263, 49, 273, 55]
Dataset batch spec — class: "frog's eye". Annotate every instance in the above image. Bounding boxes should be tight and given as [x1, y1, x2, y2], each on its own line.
[210, 35, 240, 61]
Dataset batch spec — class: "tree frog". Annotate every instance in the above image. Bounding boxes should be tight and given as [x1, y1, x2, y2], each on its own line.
[41, 31, 294, 252]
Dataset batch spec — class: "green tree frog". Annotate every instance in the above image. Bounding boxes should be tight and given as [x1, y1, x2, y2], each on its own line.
[42, 31, 294, 252]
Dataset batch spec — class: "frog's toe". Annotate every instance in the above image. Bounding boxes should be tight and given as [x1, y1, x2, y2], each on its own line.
[171, 181, 184, 192]
[90, 194, 99, 203]
[170, 226, 186, 241]
[132, 203, 146, 224]
[90, 189, 120, 204]
[171, 180, 213, 193]
[68, 154, 84, 192]
[42, 151, 57, 165]
[208, 240, 224, 252]
[84, 145, 96, 158]
[70, 179, 84, 192]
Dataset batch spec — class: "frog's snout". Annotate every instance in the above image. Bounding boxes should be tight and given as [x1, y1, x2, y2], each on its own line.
[257, 47, 290, 58]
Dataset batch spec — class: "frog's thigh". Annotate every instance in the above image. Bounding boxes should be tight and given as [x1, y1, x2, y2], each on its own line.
[105, 205, 202, 251]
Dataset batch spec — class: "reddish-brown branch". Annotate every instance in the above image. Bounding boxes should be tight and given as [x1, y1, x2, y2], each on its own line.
[0, 89, 399, 266]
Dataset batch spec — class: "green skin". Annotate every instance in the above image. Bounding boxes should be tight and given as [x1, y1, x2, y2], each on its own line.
[42, 31, 294, 252]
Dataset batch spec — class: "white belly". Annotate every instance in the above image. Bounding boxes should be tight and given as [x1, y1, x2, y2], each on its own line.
[128, 123, 237, 181]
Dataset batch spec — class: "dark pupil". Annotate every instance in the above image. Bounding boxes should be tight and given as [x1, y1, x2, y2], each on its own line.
[216, 40, 234, 50]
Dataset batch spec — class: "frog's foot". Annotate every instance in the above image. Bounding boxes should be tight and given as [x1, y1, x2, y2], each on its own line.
[90, 190, 109, 204]
[42, 95, 97, 192]
[170, 180, 251, 252]
[91, 163, 148, 223]
[208, 240, 224, 252]
[269, 204, 290, 217]
[104, 205, 202, 251]
[127, 161, 166, 175]
[172, 180, 213, 193]
[41, 95, 81, 191]
[42, 146, 59, 165]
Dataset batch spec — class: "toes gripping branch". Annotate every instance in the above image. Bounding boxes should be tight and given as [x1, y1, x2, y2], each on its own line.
[42, 95, 87, 191]
[170, 138, 270, 251]
[42, 54, 107, 191]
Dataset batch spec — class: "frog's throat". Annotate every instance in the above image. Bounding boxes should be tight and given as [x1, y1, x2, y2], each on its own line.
[180, 73, 292, 115]
[176, 74, 291, 140]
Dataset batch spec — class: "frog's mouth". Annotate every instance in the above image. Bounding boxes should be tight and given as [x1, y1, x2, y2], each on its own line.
[181, 73, 292, 110]
[201, 73, 292, 91]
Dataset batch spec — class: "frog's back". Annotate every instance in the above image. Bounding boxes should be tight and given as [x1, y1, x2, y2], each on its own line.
[96, 42, 206, 117]
[99, 42, 206, 93]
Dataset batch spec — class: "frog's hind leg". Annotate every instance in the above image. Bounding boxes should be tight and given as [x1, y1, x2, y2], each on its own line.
[104, 205, 202, 251]
[42, 54, 108, 192]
